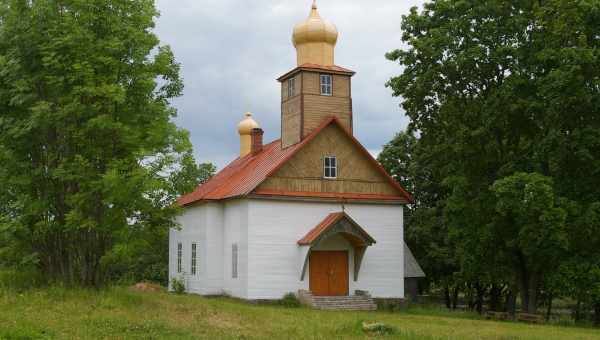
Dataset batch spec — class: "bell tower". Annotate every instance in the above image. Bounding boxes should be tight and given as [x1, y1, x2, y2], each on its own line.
[278, 1, 355, 148]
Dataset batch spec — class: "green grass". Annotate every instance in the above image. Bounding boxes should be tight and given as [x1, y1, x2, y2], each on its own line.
[0, 287, 599, 340]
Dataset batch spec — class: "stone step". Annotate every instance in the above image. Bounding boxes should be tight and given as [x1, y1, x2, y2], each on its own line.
[298, 290, 377, 311]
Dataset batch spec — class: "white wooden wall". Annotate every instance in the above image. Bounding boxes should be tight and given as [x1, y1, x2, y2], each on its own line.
[222, 200, 249, 298]
[246, 199, 404, 299]
[170, 198, 404, 300]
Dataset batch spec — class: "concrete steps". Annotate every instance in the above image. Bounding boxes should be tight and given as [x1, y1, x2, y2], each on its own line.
[298, 290, 377, 311]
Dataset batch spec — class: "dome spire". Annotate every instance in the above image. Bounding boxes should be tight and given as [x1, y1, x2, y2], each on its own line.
[238, 112, 260, 157]
[292, 1, 338, 66]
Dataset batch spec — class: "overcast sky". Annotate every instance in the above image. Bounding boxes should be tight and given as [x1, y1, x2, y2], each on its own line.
[154, 0, 425, 168]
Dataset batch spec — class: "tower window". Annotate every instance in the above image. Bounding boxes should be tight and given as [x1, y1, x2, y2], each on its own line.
[288, 77, 296, 97]
[320, 74, 332, 95]
[177, 242, 182, 273]
[324, 156, 337, 179]
[191, 243, 197, 275]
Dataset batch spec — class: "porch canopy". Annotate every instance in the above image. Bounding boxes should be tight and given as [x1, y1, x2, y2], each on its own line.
[297, 212, 376, 281]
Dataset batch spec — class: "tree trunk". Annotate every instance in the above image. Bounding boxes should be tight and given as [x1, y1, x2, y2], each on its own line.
[505, 290, 517, 315]
[526, 274, 539, 314]
[489, 284, 503, 312]
[451, 285, 459, 310]
[546, 294, 553, 321]
[517, 268, 539, 313]
[575, 299, 582, 322]
[517, 256, 530, 313]
[444, 285, 451, 309]
[594, 302, 600, 327]
[475, 282, 484, 314]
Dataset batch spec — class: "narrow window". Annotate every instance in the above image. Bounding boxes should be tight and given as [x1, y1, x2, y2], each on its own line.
[177, 242, 183, 273]
[324, 156, 337, 179]
[287, 77, 296, 97]
[232, 243, 238, 279]
[191, 243, 197, 275]
[320, 74, 332, 95]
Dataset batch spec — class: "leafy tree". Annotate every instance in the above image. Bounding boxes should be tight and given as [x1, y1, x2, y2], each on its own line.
[0, 0, 191, 286]
[492, 173, 568, 313]
[386, 0, 600, 315]
[101, 153, 215, 285]
[379, 131, 460, 307]
[169, 152, 216, 198]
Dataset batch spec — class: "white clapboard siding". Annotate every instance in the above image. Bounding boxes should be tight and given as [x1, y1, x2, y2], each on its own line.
[170, 198, 404, 300]
[246, 199, 404, 299]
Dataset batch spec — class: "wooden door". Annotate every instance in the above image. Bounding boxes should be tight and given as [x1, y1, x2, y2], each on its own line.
[309, 251, 349, 296]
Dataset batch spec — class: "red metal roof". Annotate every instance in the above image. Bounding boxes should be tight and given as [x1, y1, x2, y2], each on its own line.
[297, 212, 376, 246]
[277, 63, 355, 81]
[177, 117, 413, 207]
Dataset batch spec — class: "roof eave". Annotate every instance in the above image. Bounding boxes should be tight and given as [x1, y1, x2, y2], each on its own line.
[277, 66, 355, 82]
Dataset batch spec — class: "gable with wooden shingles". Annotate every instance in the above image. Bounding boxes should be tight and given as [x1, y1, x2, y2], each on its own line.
[255, 121, 407, 201]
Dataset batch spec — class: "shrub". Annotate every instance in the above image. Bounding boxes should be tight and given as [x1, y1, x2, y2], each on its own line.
[170, 277, 185, 294]
[280, 292, 300, 308]
[0, 267, 46, 291]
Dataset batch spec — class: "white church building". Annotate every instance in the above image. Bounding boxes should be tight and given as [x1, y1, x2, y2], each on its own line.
[170, 2, 423, 305]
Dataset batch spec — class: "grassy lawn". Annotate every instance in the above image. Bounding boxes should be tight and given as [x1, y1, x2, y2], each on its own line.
[0, 287, 599, 340]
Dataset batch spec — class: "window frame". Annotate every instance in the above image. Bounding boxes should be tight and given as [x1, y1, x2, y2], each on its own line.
[320, 74, 332, 96]
[287, 77, 296, 98]
[191, 242, 197, 276]
[232, 243, 238, 279]
[177, 242, 183, 274]
[323, 155, 337, 179]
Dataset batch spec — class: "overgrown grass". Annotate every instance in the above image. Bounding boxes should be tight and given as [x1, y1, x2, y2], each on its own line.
[1, 284, 599, 340]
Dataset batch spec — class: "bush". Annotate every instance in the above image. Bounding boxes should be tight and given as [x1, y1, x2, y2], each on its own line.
[170, 277, 185, 294]
[280, 292, 300, 308]
[0, 267, 46, 291]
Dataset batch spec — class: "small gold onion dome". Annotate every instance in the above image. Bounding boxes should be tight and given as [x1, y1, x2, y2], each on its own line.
[292, 1, 338, 65]
[238, 112, 259, 135]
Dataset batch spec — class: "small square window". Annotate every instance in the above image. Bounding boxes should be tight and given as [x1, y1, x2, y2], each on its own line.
[324, 156, 337, 179]
[320, 74, 332, 96]
[288, 77, 296, 97]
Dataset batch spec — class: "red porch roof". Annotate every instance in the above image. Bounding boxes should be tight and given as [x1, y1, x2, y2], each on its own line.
[297, 212, 376, 246]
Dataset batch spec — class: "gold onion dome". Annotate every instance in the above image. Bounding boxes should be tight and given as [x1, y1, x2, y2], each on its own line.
[237, 112, 260, 135]
[292, 1, 338, 66]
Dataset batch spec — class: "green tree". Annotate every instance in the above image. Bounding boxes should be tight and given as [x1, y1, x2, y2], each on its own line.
[492, 173, 568, 314]
[0, 0, 190, 286]
[169, 152, 216, 198]
[101, 153, 215, 285]
[386, 0, 600, 315]
[379, 131, 460, 308]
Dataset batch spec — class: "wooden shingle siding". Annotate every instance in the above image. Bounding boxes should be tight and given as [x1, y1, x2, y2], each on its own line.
[282, 95, 302, 148]
[301, 72, 350, 97]
[258, 124, 401, 196]
[303, 95, 351, 135]
[333, 74, 350, 97]
[301, 72, 352, 136]
[280, 70, 353, 147]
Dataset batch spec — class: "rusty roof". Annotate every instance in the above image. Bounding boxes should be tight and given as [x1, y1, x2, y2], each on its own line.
[177, 117, 413, 207]
[297, 212, 376, 246]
